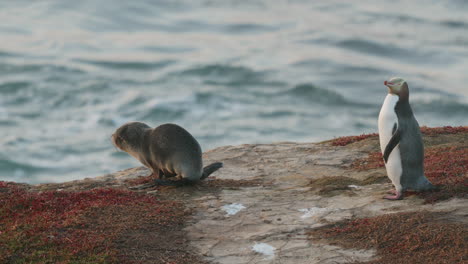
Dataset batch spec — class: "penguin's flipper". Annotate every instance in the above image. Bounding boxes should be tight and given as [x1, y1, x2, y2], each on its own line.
[383, 124, 402, 163]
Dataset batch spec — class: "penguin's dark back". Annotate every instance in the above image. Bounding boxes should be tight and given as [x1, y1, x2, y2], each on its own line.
[395, 101, 425, 189]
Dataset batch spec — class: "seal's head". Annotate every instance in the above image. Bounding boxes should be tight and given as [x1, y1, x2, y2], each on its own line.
[112, 122, 151, 153]
[384, 77, 409, 100]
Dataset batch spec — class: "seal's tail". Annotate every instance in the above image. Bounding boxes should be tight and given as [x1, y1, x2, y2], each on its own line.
[201, 162, 223, 180]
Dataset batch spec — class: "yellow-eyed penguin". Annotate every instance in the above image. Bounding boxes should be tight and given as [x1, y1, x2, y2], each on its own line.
[378, 77, 435, 200]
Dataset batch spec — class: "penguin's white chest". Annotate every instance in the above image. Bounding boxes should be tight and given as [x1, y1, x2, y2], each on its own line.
[378, 95, 399, 152]
[378, 94, 403, 190]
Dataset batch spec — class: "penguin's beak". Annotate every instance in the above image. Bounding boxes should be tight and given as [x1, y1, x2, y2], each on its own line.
[384, 80, 394, 93]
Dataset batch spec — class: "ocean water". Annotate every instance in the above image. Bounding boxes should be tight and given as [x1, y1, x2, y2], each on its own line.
[0, 0, 467, 184]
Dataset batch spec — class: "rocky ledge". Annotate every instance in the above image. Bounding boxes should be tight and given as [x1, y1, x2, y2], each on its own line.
[1, 126, 466, 264]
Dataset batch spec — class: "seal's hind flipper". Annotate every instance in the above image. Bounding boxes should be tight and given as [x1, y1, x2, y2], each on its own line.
[154, 178, 195, 186]
[201, 162, 223, 180]
[128, 182, 158, 190]
[383, 125, 401, 163]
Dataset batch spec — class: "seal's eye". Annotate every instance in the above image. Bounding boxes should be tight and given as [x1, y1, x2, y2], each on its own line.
[113, 135, 125, 148]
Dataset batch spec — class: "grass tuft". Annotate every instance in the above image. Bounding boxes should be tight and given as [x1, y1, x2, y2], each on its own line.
[309, 211, 467, 264]
[0, 183, 195, 263]
[330, 133, 378, 146]
[330, 126, 467, 146]
[349, 146, 467, 203]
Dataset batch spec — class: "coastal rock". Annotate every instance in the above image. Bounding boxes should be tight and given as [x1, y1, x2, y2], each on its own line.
[29, 128, 467, 263]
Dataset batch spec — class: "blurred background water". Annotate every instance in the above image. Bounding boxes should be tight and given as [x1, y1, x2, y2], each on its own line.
[0, 0, 467, 183]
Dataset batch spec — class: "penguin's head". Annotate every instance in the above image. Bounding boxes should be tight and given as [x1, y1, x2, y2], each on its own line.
[384, 77, 406, 94]
[384, 77, 410, 102]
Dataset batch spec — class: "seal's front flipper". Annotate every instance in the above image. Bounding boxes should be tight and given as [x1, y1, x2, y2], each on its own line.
[128, 182, 158, 190]
[158, 169, 177, 179]
[383, 125, 401, 163]
[154, 178, 195, 186]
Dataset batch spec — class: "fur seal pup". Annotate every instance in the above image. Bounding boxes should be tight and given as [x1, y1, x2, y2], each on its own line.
[378, 77, 435, 200]
[112, 122, 222, 186]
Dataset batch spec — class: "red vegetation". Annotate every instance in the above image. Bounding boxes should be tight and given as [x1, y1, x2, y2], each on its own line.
[309, 211, 467, 264]
[0, 183, 189, 263]
[350, 145, 467, 202]
[331, 126, 467, 146]
[424, 146, 467, 186]
[420, 125, 468, 136]
[418, 146, 467, 203]
[125, 173, 157, 186]
[330, 133, 378, 146]
[350, 152, 384, 171]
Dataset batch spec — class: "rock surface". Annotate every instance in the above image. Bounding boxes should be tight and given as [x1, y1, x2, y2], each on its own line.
[33, 132, 467, 264]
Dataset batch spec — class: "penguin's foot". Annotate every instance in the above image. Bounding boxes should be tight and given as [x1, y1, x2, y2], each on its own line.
[384, 191, 403, 200]
[387, 189, 397, 194]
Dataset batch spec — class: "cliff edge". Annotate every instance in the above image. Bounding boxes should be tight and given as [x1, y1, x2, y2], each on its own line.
[1, 126, 466, 264]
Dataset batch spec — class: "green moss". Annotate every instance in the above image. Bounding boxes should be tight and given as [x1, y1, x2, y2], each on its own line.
[360, 173, 388, 185]
[309, 176, 361, 196]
